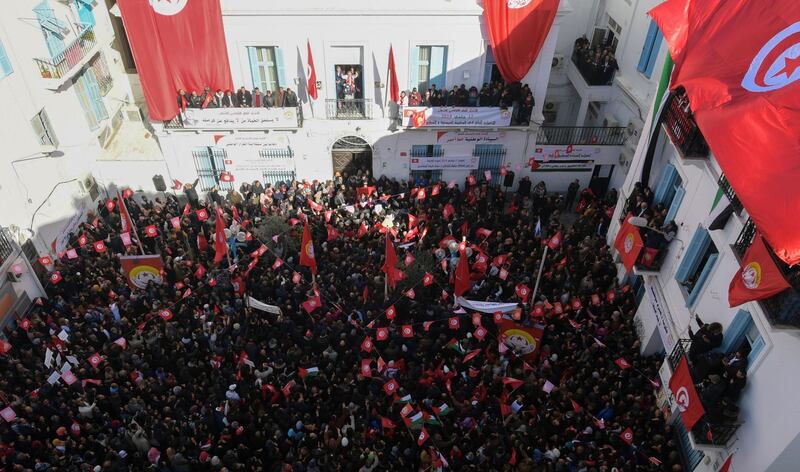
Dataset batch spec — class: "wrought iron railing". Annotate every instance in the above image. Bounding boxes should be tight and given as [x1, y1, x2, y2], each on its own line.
[537, 126, 627, 146]
[718, 174, 743, 214]
[0, 228, 16, 265]
[34, 26, 96, 79]
[733, 219, 756, 257]
[325, 99, 372, 120]
[667, 339, 692, 370]
[663, 90, 710, 158]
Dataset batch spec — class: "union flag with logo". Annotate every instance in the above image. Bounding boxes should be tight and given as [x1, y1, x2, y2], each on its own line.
[729, 234, 790, 307]
[650, 0, 800, 265]
[614, 215, 643, 271]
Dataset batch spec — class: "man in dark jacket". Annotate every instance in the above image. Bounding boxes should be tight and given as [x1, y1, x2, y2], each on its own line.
[236, 87, 252, 108]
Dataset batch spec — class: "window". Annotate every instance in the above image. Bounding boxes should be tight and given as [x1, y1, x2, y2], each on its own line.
[0, 38, 12, 78]
[411, 46, 448, 92]
[31, 109, 58, 148]
[410, 144, 443, 185]
[89, 54, 113, 96]
[719, 310, 765, 368]
[637, 21, 664, 78]
[192, 147, 231, 191]
[471, 144, 506, 186]
[248, 46, 284, 93]
[673, 415, 704, 471]
[74, 69, 108, 130]
[259, 147, 296, 186]
[675, 227, 719, 307]
[74, 0, 95, 27]
[653, 163, 685, 222]
[34, 0, 67, 58]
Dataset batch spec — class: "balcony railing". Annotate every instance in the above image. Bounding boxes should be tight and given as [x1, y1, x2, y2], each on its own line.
[571, 49, 617, 86]
[34, 26, 96, 79]
[537, 126, 627, 146]
[667, 340, 742, 447]
[718, 174, 743, 214]
[0, 228, 16, 265]
[163, 105, 303, 130]
[663, 90, 710, 159]
[734, 219, 800, 328]
[326, 99, 372, 120]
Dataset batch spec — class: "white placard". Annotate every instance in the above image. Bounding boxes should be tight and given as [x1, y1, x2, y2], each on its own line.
[181, 107, 299, 129]
[409, 156, 479, 171]
[402, 107, 513, 128]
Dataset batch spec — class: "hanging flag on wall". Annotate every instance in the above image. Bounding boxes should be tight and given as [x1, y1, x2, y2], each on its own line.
[306, 40, 318, 100]
[729, 234, 790, 307]
[117, 0, 233, 120]
[387, 45, 400, 103]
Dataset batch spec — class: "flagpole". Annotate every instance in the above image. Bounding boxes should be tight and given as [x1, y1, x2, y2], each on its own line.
[531, 245, 548, 304]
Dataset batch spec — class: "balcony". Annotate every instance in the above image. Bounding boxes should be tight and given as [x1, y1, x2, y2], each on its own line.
[326, 99, 372, 120]
[571, 48, 618, 86]
[163, 106, 303, 130]
[667, 341, 743, 447]
[718, 174, 743, 214]
[33, 26, 97, 81]
[663, 90, 710, 159]
[734, 219, 800, 328]
[0, 228, 16, 266]
[536, 126, 627, 146]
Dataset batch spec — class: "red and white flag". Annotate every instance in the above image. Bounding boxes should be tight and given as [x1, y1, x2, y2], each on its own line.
[300, 222, 317, 275]
[306, 40, 318, 100]
[87, 353, 103, 369]
[213, 205, 228, 263]
[117, 0, 233, 120]
[669, 356, 705, 430]
[93, 241, 107, 253]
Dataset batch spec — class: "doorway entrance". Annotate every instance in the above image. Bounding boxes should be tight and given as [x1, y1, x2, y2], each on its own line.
[589, 164, 615, 198]
[332, 136, 372, 180]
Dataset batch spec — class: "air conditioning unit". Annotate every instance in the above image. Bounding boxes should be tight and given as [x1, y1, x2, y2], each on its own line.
[78, 173, 100, 200]
[603, 114, 620, 127]
[551, 54, 565, 69]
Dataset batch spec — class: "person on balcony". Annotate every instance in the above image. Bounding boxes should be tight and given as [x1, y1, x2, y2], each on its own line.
[222, 90, 235, 107]
[408, 88, 421, 106]
[688, 315, 724, 363]
[236, 86, 252, 108]
[263, 90, 274, 108]
[285, 89, 298, 108]
[211, 89, 224, 108]
[275, 87, 286, 108]
[252, 87, 263, 107]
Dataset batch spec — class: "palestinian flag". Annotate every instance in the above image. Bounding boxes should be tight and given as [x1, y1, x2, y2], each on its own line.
[298, 367, 319, 379]
[432, 403, 452, 416]
[423, 412, 442, 426]
[447, 338, 465, 354]
[407, 411, 424, 428]
[395, 393, 412, 403]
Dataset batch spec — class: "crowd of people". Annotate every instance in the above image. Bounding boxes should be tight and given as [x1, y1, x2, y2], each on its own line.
[623, 182, 678, 269]
[1, 168, 697, 471]
[399, 80, 536, 126]
[177, 86, 300, 111]
[572, 37, 619, 87]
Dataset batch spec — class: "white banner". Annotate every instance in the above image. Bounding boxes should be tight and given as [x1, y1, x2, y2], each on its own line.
[182, 107, 299, 129]
[246, 296, 283, 315]
[410, 156, 479, 171]
[456, 297, 519, 313]
[402, 107, 513, 128]
[645, 277, 676, 352]
[529, 159, 595, 172]
[436, 131, 506, 145]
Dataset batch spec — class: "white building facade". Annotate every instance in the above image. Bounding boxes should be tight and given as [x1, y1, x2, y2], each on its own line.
[608, 79, 800, 471]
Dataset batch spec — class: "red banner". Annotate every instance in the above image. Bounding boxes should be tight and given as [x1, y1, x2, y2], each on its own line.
[729, 234, 791, 307]
[650, 0, 800, 265]
[614, 219, 644, 271]
[668, 356, 705, 430]
[118, 0, 233, 120]
[499, 319, 544, 361]
[483, 0, 560, 82]
[120, 255, 164, 290]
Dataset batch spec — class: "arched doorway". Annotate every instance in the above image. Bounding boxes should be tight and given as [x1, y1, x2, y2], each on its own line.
[331, 136, 372, 179]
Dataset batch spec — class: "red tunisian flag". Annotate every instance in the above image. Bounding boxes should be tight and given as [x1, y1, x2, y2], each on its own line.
[669, 356, 705, 430]
[306, 40, 318, 100]
[650, 0, 800, 265]
[118, 0, 233, 120]
[387, 45, 400, 103]
[454, 247, 471, 297]
[300, 222, 317, 275]
[382, 234, 404, 289]
[614, 218, 644, 271]
[213, 205, 228, 263]
[729, 234, 790, 307]
[483, 0, 560, 82]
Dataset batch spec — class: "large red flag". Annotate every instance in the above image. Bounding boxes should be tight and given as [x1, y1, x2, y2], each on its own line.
[307, 40, 318, 100]
[382, 235, 403, 289]
[614, 219, 644, 271]
[650, 0, 800, 265]
[118, 0, 233, 120]
[729, 234, 790, 307]
[668, 356, 705, 430]
[213, 205, 228, 263]
[300, 222, 317, 275]
[387, 45, 400, 103]
[483, 0, 560, 82]
[454, 248, 471, 297]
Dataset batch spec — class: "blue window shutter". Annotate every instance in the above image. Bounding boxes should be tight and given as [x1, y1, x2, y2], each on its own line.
[75, 0, 95, 27]
[410, 46, 420, 90]
[430, 46, 447, 90]
[644, 31, 663, 77]
[0, 39, 12, 77]
[637, 21, 658, 74]
[274, 47, 286, 88]
[720, 310, 753, 353]
[84, 69, 108, 121]
[247, 47, 261, 90]
[432, 145, 443, 156]
[411, 145, 427, 157]
[74, 75, 99, 130]
[654, 164, 677, 205]
[747, 335, 765, 366]
[35, 1, 66, 58]
[666, 186, 685, 222]
[675, 228, 708, 283]
[686, 253, 718, 307]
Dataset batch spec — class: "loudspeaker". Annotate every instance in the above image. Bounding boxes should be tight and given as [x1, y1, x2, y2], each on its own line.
[503, 171, 515, 187]
[152, 175, 167, 192]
